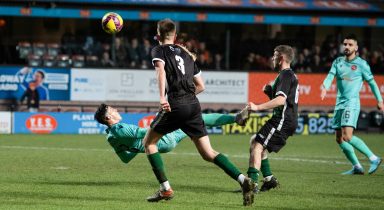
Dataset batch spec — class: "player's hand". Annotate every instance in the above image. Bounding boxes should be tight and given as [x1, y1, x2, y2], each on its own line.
[160, 99, 171, 112]
[378, 101, 384, 112]
[20, 67, 31, 74]
[320, 88, 327, 100]
[247, 102, 259, 112]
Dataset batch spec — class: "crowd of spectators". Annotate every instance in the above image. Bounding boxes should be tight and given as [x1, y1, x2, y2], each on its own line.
[13, 32, 384, 74]
[242, 35, 384, 74]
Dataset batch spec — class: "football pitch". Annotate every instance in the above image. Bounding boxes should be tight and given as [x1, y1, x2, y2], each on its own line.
[1, 134, 383, 209]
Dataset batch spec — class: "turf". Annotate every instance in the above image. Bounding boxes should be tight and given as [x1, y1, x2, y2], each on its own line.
[0, 134, 383, 209]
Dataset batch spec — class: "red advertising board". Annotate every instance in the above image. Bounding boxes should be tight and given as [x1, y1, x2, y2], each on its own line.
[249, 73, 384, 107]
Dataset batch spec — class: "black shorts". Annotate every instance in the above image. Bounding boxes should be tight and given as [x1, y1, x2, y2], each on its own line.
[252, 120, 288, 153]
[151, 102, 207, 138]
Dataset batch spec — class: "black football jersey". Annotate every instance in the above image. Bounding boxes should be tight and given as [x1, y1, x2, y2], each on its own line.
[151, 44, 201, 104]
[270, 69, 299, 135]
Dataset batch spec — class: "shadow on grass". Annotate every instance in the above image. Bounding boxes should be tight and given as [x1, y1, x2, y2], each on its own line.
[37, 180, 131, 186]
[274, 190, 384, 200]
[0, 191, 135, 202]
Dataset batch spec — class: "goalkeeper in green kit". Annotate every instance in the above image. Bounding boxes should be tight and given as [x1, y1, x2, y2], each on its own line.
[321, 34, 383, 175]
[94, 103, 246, 164]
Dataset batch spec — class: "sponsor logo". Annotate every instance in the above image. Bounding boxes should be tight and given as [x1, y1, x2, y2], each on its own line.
[26, 114, 57, 134]
[138, 115, 156, 128]
[74, 78, 88, 83]
[351, 65, 357, 70]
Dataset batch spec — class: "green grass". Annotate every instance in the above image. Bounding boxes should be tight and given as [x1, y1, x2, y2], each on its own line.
[0, 134, 384, 209]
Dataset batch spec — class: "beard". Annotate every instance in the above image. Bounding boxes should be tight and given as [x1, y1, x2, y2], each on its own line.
[344, 49, 354, 56]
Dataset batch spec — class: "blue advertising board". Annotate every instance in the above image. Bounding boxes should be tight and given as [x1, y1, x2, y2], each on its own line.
[13, 112, 153, 134]
[0, 66, 70, 100]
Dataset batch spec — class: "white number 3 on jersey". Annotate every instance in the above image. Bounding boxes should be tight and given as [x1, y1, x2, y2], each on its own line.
[175, 55, 185, 75]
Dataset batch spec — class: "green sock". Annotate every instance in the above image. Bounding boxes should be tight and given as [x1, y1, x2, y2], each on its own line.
[213, 153, 242, 180]
[349, 136, 374, 158]
[260, 158, 272, 177]
[247, 167, 259, 183]
[147, 152, 168, 183]
[339, 142, 360, 166]
[202, 114, 235, 127]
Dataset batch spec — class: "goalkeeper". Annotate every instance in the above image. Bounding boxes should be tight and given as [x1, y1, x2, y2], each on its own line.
[94, 103, 244, 164]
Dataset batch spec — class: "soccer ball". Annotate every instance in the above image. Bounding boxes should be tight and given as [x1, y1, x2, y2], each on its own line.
[101, 12, 123, 34]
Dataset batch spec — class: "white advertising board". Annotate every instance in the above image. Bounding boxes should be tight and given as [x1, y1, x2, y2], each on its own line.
[71, 69, 108, 101]
[0, 111, 11, 134]
[197, 71, 248, 103]
[71, 69, 248, 103]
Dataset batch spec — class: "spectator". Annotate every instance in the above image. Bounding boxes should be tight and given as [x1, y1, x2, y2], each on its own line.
[61, 28, 77, 55]
[243, 53, 257, 70]
[127, 38, 141, 68]
[100, 51, 115, 67]
[20, 81, 39, 112]
[139, 38, 152, 69]
[213, 53, 225, 70]
[114, 37, 128, 67]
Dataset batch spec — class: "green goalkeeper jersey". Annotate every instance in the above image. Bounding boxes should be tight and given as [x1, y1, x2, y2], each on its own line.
[106, 123, 187, 163]
[322, 56, 381, 110]
[104, 113, 235, 164]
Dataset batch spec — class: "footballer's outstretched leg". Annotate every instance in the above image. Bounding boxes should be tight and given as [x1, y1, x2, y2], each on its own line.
[235, 107, 250, 126]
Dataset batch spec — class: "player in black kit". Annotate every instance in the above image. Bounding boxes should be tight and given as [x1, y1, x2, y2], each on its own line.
[142, 18, 255, 206]
[241, 45, 299, 204]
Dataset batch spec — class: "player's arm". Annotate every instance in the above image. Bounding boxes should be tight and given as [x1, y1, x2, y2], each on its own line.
[193, 63, 205, 95]
[249, 95, 286, 112]
[193, 74, 205, 95]
[115, 150, 138, 164]
[249, 71, 291, 112]
[108, 136, 138, 164]
[154, 61, 171, 112]
[321, 60, 337, 100]
[367, 79, 383, 111]
[151, 46, 170, 112]
[362, 62, 383, 111]
[108, 136, 137, 163]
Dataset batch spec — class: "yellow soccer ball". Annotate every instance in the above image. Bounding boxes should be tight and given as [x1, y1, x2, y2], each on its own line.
[101, 12, 123, 34]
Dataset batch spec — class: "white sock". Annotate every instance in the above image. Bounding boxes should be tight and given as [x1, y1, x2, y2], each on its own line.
[264, 175, 273, 181]
[160, 181, 171, 191]
[369, 155, 379, 162]
[237, 174, 246, 184]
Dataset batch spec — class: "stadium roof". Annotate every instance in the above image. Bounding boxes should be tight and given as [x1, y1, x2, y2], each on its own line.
[1, 0, 383, 27]
[14, 0, 381, 12]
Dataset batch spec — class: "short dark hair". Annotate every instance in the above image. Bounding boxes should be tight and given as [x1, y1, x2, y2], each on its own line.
[274, 45, 295, 63]
[35, 70, 45, 79]
[94, 103, 109, 125]
[157, 18, 176, 41]
[344, 34, 358, 43]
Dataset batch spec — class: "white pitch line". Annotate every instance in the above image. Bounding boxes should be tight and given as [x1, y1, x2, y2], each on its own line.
[0, 145, 354, 166]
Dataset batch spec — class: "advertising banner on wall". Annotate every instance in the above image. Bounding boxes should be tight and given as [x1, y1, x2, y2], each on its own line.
[0, 66, 70, 100]
[221, 113, 334, 135]
[248, 73, 384, 107]
[0, 111, 12, 134]
[197, 72, 248, 103]
[13, 112, 154, 134]
[71, 69, 248, 103]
